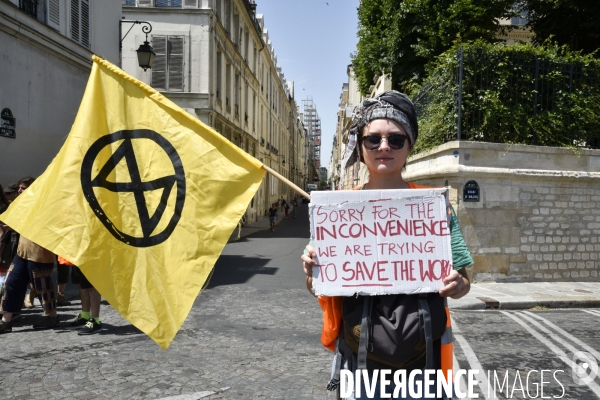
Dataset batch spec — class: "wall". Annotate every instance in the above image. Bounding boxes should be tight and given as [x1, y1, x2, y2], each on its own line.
[0, 1, 121, 185]
[404, 141, 600, 282]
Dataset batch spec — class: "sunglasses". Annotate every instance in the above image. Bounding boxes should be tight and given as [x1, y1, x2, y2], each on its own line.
[361, 135, 408, 150]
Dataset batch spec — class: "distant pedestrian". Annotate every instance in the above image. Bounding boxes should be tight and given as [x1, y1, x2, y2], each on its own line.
[292, 199, 298, 218]
[284, 199, 289, 218]
[268, 203, 278, 232]
[280, 196, 286, 211]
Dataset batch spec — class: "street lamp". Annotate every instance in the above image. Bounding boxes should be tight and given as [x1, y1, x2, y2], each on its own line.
[120, 20, 156, 71]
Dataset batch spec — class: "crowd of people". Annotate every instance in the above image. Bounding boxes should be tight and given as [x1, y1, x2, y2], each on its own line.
[0, 178, 102, 335]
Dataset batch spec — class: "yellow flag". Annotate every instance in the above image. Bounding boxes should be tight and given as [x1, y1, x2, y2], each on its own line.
[0, 56, 265, 348]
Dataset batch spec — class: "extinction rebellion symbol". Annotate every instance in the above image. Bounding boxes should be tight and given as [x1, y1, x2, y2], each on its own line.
[81, 130, 186, 247]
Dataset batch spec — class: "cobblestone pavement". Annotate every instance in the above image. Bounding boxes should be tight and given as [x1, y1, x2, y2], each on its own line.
[0, 204, 336, 399]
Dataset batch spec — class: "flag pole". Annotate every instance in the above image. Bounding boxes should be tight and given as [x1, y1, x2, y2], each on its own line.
[261, 165, 311, 201]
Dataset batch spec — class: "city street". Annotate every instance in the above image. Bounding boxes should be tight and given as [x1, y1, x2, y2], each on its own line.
[0, 202, 599, 399]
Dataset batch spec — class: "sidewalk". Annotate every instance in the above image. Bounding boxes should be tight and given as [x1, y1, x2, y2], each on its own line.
[228, 214, 600, 311]
[448, 281, 600, 310]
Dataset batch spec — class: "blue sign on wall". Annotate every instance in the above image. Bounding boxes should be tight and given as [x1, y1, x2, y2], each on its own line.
[463, 180, 480, 202]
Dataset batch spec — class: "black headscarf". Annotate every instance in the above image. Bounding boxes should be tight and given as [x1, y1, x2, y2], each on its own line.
[340, 91, 418, 181]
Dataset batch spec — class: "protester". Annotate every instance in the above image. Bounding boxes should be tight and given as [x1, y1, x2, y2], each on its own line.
[0, 184, 20, 310]
[0, 184, 11, 289]
[60, 257, 102, 334]
[301, 91, 473, 399]
[283, 198, 289, 218]
[0, 177, 60, 333]
[56, 262, 72, 307]
[2, 183, 19, 204]
[268, 203, 278, 232]
[280, 196, 286, 211]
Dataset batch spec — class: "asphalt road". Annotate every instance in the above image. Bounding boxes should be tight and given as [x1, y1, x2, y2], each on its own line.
[1, 202, 599, 399]
[451, 309, 600, 400]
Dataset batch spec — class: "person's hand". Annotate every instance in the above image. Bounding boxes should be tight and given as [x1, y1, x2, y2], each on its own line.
[439, 268, 470, 299]
[301, 244, 317, 296]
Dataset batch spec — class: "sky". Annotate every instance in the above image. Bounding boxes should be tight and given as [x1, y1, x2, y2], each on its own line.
[254, 0, 361, 172]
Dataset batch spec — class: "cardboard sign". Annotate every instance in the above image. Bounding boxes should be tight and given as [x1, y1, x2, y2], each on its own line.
[309, 189, 452, 296]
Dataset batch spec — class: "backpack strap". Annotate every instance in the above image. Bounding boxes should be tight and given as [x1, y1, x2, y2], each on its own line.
[356, 296, 372, 371]
[326, 335, 343, 391]
[418, 294, 435, 370]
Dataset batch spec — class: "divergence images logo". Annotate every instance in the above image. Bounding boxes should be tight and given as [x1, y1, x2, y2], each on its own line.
[81, 130, 186, 247]
[572, 351, 598, 385]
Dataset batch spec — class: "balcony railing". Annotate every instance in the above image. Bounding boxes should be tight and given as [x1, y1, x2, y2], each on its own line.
[19, 0, 38, 19]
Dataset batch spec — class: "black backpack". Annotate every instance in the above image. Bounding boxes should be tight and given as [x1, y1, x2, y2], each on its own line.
[341, 292, 447, 369]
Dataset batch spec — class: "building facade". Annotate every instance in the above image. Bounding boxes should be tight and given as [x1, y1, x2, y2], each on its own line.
[0, 0, 121, 184]
[121, 0, 307, 223]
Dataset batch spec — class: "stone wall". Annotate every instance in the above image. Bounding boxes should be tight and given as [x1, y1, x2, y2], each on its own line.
[404, 141, 600, 282]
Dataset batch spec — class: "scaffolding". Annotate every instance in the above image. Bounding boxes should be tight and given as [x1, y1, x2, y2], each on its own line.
[303, 98, 321, 182]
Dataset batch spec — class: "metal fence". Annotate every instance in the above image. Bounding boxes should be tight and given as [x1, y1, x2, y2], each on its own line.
[414, 46, 600, 148]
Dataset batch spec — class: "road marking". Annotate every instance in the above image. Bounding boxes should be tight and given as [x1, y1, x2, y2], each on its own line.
[582, 309, 600, 317]
[157, 388, 230, 400]
[453, 353, 470, 397]
[522, 311, 600, 361]
[452, 316, 490, 400]
[502, 311, 600, 397]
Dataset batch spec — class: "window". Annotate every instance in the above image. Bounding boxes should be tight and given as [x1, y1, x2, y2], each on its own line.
[253, 91, 256, 129]
[226, 62, 231, 107]
[152, 35, 185, 91]
[46, 0, 60, 30]
[122, 0, 136, 5]
[216, 50, 222, 100]
[19, 0, 38, 19]
[224, 0, 230, 32]
[70, 0, 90, 48]
[244, 83, 249, 123]
[155, 0, 182, 6]
[233, 12, 239, 44]
[244, 29, 249, 60]
[234, 73, 239, 115]
[215, 0, 221, 19]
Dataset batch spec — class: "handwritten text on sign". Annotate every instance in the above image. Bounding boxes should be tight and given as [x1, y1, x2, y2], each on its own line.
[309, 189, 452, 296]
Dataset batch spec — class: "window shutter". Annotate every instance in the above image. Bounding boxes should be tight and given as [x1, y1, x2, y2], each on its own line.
[183, 0, 198, 8]
[138, 0, 153, 7]
[70, 0, 80, 43]
[151, 36, 168, 91]
[46, 0, 60, 30]
[80, 0, 90, 48]
[69, 0, 90, 48]
[168, 36, 184, 91]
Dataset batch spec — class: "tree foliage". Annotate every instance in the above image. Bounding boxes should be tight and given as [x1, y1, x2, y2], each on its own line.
[352, 0, 515, 95]
[414, 41, 600, 154]
[517, 0, 600, 55]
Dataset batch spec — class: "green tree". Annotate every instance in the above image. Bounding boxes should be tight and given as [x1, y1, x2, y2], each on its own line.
[352, 0, 515, 95]
[517, 0, 600, 55]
